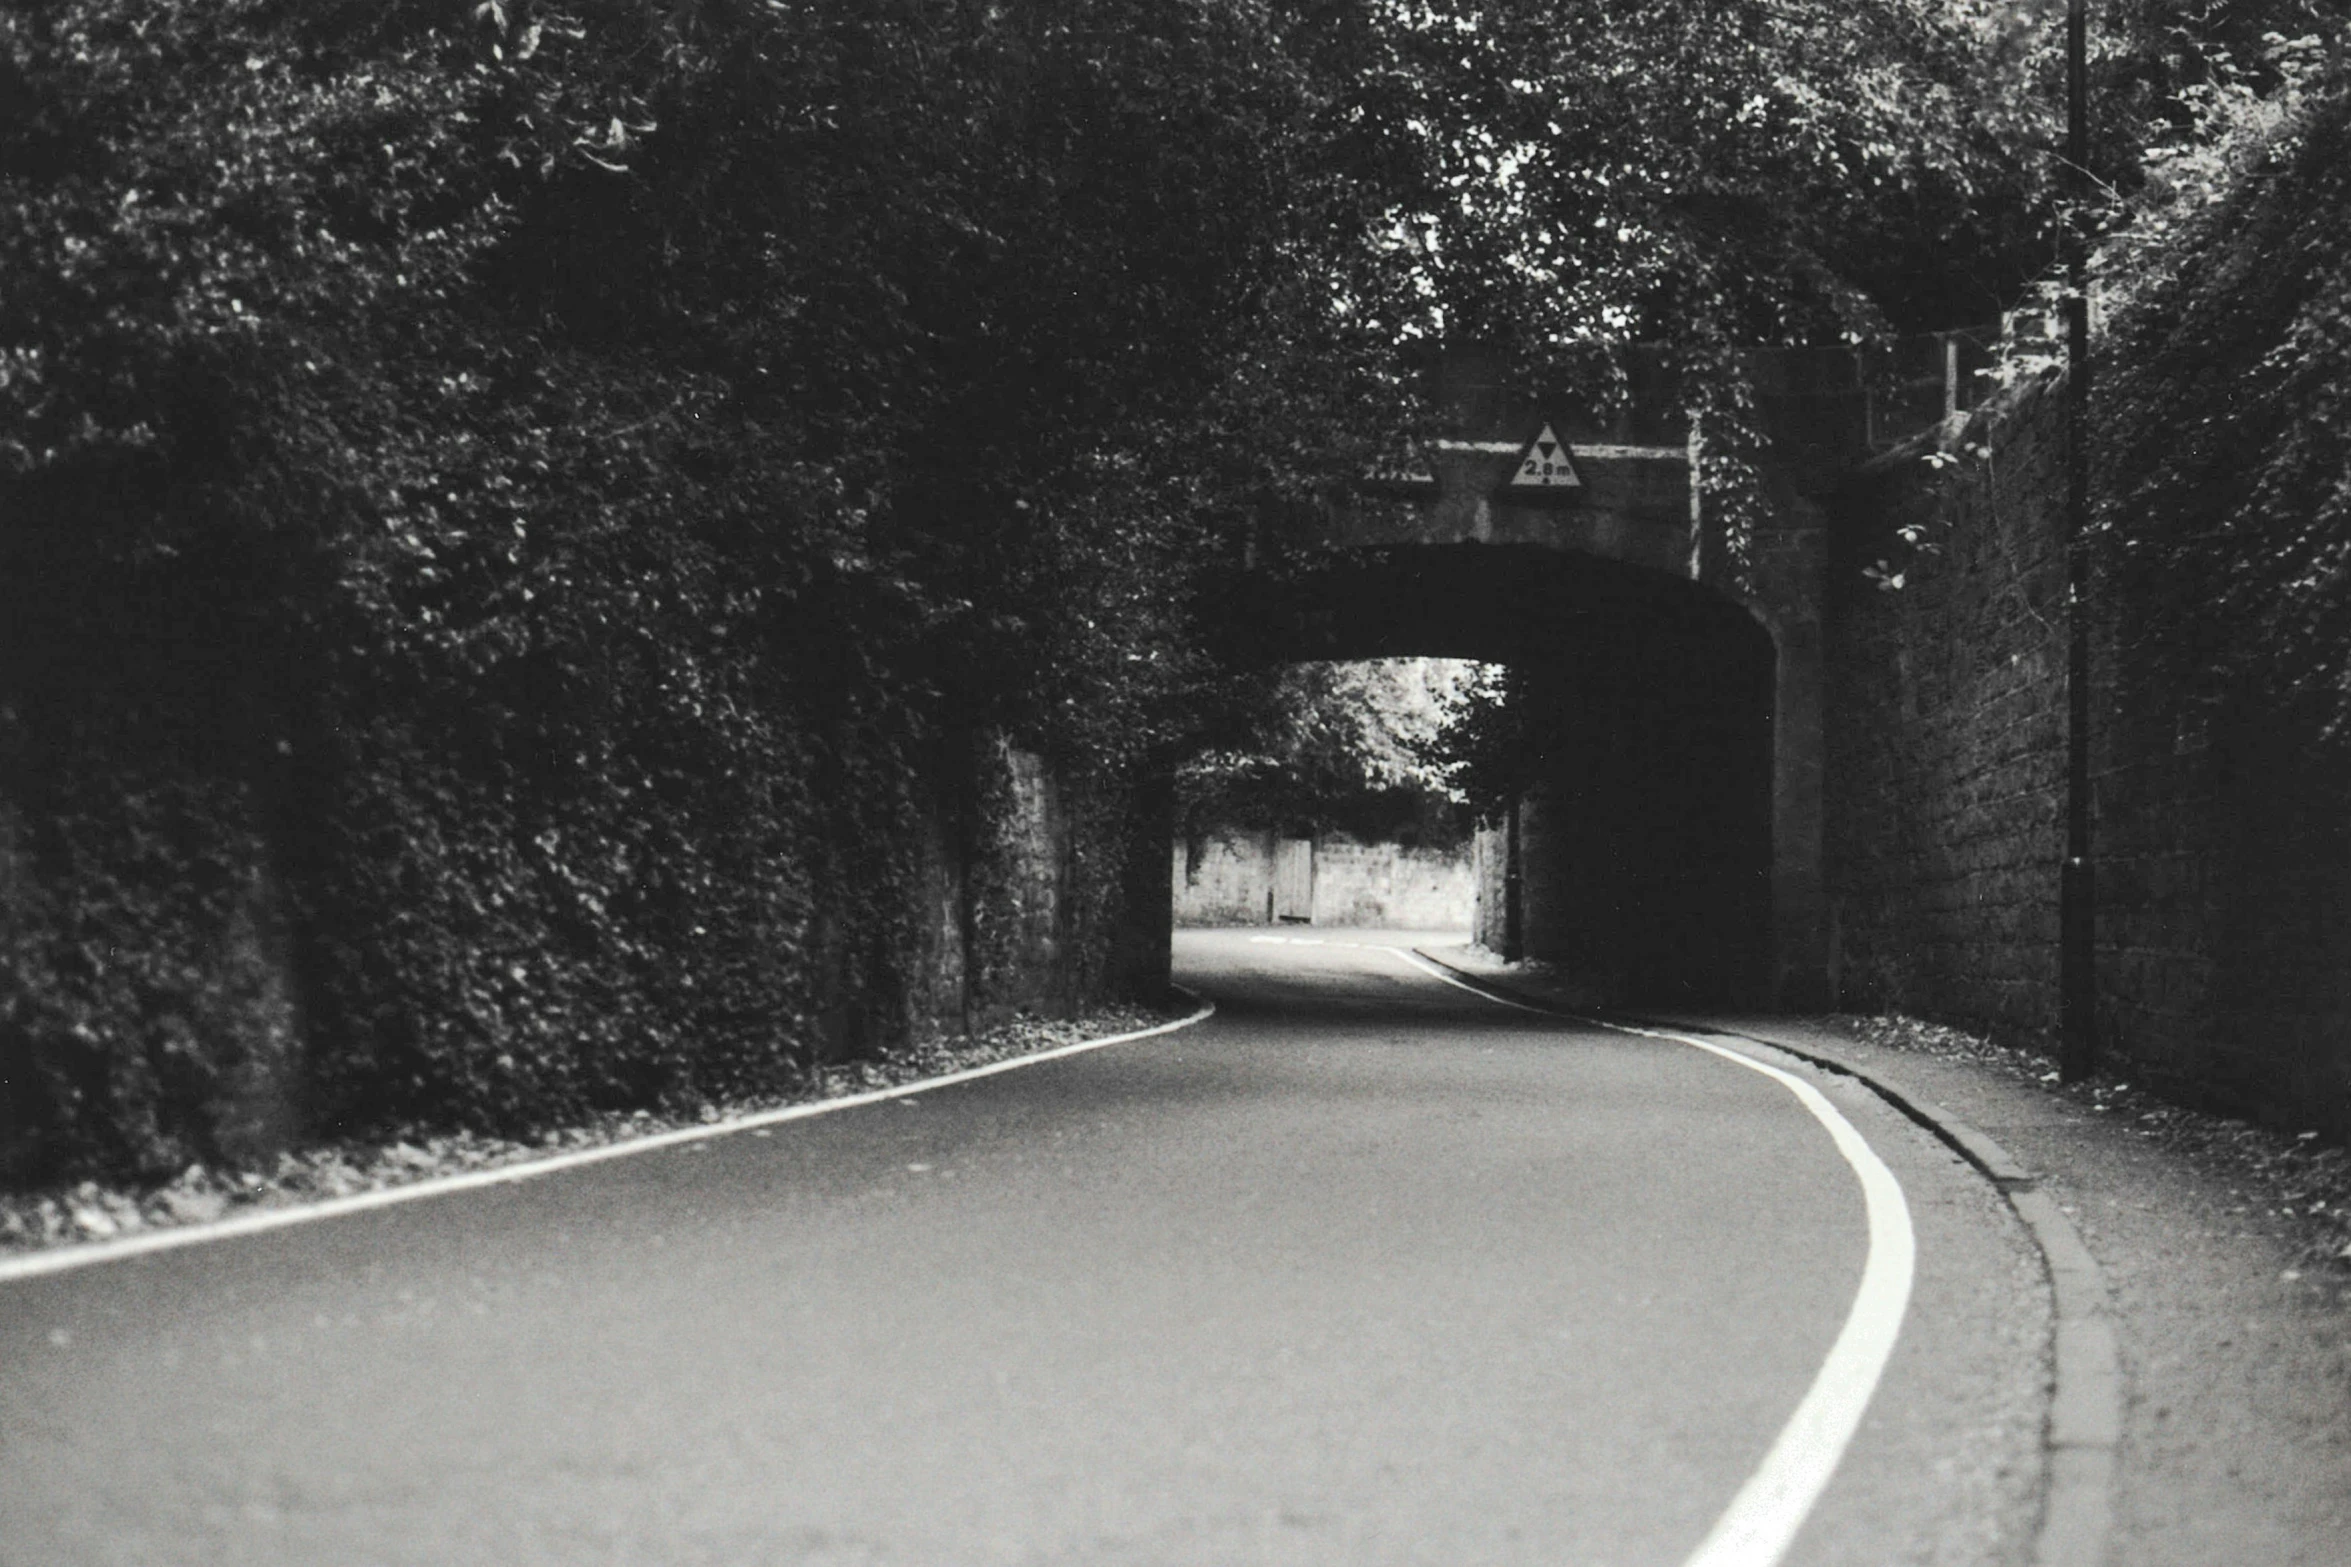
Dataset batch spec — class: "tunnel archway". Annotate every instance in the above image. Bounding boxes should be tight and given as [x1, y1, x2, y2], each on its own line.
[1167, 341, 1867, 1008]
[1206, 543, 1777, 1007]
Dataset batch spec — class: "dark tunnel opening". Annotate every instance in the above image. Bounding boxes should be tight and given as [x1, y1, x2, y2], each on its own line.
[1194, 545, 1777, 1006]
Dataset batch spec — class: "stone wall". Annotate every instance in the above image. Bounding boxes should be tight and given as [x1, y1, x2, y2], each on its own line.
[1823, 380, 2070, 1035]
[959, 737, 1070, 1023]
[1824, 376, 2351, 1135]
[2093, 598, 2351, 1130]
[1472, 820, 1509, 953]
[898, 736, 1173, 1041]
[1171, 828, 1278, 926]
[1172, 828, 1474, 930]
[1310, 836, 1476, 928]
[0, 714, 1142, 1183]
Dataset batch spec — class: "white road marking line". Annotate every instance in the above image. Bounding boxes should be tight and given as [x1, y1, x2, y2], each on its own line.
[1249, 933, 1468, 957]
[1383, 947, 1557, 1011]
[1645, 1030, 1916, 1567]
[0, 995, 1216, 1288]
[1383, 947, 1916, 1567]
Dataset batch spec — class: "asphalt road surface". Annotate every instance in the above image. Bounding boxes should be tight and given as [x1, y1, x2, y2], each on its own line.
[0, 929, 2049, 1566]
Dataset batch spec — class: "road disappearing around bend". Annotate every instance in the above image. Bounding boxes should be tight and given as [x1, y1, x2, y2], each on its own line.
[0, 929, 2048, 1567]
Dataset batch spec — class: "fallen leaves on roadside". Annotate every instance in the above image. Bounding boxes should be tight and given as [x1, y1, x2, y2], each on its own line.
[0, 1003, 1184, 1260]
[1841, 1013, 2351, 1280]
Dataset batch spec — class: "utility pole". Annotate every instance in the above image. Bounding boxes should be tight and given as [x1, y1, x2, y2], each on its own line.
[2059, 0, 2098, 1080]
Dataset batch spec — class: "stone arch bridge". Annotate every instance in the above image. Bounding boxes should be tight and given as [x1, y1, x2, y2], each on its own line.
[1218, 337, 1991, 1008]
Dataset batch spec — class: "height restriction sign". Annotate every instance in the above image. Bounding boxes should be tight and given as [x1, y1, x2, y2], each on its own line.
[1511, 421, 1583, 489]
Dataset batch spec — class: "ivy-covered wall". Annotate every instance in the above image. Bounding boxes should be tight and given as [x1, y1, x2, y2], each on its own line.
[0, 665, 1165, 1186]
[1827, 349, 2351, 1137]
[2089, 79, 2351, 1133]
[2090, 639, 2351, 1133]
[1823, 381, 2070, 1037]
[0, 1, 1282, 1189]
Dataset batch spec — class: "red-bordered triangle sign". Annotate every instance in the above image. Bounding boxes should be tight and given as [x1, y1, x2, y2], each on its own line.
[1511, 422, 1583, 488]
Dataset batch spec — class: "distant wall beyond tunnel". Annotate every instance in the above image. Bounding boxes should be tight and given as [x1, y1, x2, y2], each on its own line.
[1173, 828, 1473, 930]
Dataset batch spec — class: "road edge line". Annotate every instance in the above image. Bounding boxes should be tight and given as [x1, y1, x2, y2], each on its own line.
[0, 990, 1217, 1289]
[1406, 946, 2119, 1567]
[1387, 946, 1915, 1567]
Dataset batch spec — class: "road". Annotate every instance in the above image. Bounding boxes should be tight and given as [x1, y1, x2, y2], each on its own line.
[0, 930, 2049, 1566]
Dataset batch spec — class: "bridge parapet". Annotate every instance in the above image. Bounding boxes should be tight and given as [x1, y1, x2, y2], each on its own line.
[1325, 331, 2004, 596]
[1337, 436, 1700, 578]
[1333, 343, 1708, 586]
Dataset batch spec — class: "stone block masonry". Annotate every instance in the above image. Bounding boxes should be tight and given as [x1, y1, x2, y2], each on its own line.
[1824, 376, 2351, 1137]
[1172, 828, 1473, 931]
[1826, 383, 2070, 1037]
[1307, 835, 1474, 929]
[2092, 622, 2351, 1131]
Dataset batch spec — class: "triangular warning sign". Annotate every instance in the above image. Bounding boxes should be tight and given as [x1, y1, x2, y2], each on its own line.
[1510, 422, 1583, 488]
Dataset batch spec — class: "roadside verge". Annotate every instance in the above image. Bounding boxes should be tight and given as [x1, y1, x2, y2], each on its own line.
[0, 993, 1215, 1288]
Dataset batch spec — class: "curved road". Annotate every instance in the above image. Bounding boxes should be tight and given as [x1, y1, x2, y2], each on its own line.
[0, 929, 2048, 1566]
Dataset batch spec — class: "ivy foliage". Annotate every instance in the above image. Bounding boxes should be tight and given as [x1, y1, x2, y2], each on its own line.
[1178, 659, 1482, 848]
[1409, 661, 1527, 830]
[2, 1, 2231, 1181]
[0, 0, 1401, 1179]
[2097, 67, 2351, 740]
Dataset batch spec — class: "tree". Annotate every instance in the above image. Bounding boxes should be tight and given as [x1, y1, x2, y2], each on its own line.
[2098, 66, 2351, 740]
[14, 0, 2280, 1176]
[1178, 658, 1487, 845]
